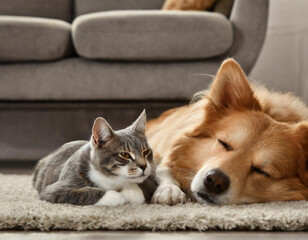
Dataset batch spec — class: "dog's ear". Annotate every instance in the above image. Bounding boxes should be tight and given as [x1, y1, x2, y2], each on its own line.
[294, 122, 308, 186]
[208, 58, 261, 111]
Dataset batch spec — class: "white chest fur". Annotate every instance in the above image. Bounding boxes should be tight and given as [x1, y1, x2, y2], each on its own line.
[88, 163, 128, 190]
[88, 163, 145, 205]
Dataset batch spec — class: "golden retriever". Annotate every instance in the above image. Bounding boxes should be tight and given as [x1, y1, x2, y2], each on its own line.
[146, 59, 308, 205]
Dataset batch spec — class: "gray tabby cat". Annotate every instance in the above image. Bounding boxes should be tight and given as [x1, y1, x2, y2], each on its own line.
[33, 110, 157, 206]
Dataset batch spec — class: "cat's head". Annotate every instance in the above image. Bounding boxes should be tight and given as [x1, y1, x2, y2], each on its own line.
[90, 110, 155, 184]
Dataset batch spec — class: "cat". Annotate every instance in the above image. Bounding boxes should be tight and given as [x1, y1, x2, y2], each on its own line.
[33, 110, 157, 206]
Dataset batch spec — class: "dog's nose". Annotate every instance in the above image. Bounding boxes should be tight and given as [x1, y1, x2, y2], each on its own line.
[203, 169, 230, 194]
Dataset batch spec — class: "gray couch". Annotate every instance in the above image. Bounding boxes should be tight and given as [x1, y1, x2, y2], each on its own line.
[0, 0, 269, 162]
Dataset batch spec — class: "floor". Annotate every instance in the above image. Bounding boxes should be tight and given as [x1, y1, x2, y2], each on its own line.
[1, 165, 308, 240]
[1, 231, 308, 240]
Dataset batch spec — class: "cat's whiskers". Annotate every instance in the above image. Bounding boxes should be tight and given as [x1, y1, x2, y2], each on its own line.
[172, 167, 196, 176]
[149, 170, 159, 182]
[178, 175, 194, 183]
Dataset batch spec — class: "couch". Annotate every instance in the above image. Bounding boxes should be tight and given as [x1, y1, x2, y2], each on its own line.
[0, 0, 269, 163]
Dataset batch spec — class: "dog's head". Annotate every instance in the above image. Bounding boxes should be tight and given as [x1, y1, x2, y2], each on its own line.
[181, 59, 308, 204]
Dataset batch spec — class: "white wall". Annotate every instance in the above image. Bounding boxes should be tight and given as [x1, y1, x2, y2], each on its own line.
[250, 0, 308, 103]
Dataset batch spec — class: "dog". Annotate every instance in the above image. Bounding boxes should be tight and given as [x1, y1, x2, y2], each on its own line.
[146, 59, 308, 205]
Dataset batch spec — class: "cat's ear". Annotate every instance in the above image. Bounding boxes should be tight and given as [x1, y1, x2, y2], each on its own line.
[130, 110, 147, 134]
[92, 117, 114, 147]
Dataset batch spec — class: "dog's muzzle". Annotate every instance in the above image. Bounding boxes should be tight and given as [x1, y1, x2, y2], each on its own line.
[195, 168, 230, 204]
[203, 169, 230, 194]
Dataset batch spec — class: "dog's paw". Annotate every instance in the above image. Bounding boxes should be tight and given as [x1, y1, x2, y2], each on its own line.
[95, 190, 125, 206]
[151, 184, 186, 205]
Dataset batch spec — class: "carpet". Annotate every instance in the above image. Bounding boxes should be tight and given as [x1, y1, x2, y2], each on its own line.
[1, 174, 308, 231]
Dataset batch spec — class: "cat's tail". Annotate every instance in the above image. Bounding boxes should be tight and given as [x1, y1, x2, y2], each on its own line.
[32, 159, 44, 189]
[190, 89, 209, 105]
[189, 73, 214, 105]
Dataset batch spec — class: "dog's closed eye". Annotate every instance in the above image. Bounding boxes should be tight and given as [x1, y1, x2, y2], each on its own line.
[251, 166, 271, 178]
[217, 139, 233, 151]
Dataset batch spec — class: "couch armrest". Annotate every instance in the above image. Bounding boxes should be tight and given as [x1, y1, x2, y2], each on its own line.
[226, 0, 269, 74]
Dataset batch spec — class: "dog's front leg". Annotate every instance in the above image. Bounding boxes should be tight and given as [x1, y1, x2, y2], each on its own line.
[151, 165, 186, 205]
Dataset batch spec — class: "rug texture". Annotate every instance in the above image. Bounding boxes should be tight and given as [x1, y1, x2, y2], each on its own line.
[1, 174, 308, 231]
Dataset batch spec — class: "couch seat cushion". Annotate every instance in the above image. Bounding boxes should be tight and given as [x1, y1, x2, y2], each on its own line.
[72, 10, 233, 61]
[0, 16, 73, 62]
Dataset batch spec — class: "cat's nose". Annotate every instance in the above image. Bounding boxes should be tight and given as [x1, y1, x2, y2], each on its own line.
[138, 164, 147, 172]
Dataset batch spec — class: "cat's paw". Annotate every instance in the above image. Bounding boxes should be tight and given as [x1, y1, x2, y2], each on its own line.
[121, 184, 145, 204]
[151, 184, 186, 205]
[95, 190, 125, 206]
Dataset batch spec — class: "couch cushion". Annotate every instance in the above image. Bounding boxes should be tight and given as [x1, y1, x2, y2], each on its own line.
[75, 0, 165, 17]
[0, 16, 73, 62]
[0, 58, 220, 101]
[72, 10, 232, 61]
[0, 0, 73, 22]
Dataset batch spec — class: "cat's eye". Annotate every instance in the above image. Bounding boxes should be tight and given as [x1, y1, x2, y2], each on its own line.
[142, 149, 151, 157]
[217, 139, 233, 151]
[118, 152, 131, 160]
[251, 166, 271, 178]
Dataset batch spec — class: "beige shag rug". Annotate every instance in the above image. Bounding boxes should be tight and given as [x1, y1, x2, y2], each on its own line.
[1, 174, 308, 231]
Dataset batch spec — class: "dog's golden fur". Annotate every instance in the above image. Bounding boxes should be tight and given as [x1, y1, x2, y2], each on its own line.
[147, 59, 308, 204]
